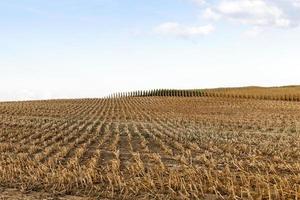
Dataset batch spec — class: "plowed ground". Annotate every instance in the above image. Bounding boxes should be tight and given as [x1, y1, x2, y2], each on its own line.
[1, 97, 300, 199]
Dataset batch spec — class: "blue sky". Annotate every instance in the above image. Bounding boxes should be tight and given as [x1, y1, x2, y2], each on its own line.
[1, 0, 300, 100]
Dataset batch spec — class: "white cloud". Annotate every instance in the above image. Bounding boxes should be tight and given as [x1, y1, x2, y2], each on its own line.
[290, 0, 300, 7]
[198, 0, 300, 32]
[202, 8, 221, 20]
[190, 0, 206, 6]
[0, 89, 54, 101]
[154, 22, 214, 38]
[157, 0, 300, 38]
[216, 0, 291, 28]
[244, 27, 263, 37]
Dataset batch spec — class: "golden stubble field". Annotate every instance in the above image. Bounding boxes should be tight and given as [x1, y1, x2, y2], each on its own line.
[1, 95, 300, 199]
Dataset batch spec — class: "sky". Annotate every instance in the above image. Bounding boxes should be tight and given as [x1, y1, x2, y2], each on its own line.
[1, 0, 300, 101]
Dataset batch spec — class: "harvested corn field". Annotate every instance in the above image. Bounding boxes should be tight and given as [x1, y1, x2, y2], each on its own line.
[1, 94, 300, 199]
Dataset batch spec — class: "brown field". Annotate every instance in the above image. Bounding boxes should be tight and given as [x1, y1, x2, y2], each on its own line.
[1, 87, 300, 199]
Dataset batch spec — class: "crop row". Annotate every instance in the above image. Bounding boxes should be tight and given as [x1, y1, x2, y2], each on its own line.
[1, 96, 300, 199]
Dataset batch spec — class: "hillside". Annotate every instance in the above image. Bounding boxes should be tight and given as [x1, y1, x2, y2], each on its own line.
[110, 85, 300, 101]
[1, 89, 300, 199]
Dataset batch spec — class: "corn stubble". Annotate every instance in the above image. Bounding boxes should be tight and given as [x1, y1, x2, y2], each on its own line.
[1, 89, 300, 199]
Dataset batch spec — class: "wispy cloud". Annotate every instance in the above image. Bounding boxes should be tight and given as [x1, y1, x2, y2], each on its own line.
[154, 22, 214, 38]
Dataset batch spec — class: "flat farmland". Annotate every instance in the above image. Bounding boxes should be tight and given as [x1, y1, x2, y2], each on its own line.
[1, 96, 300, 199]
